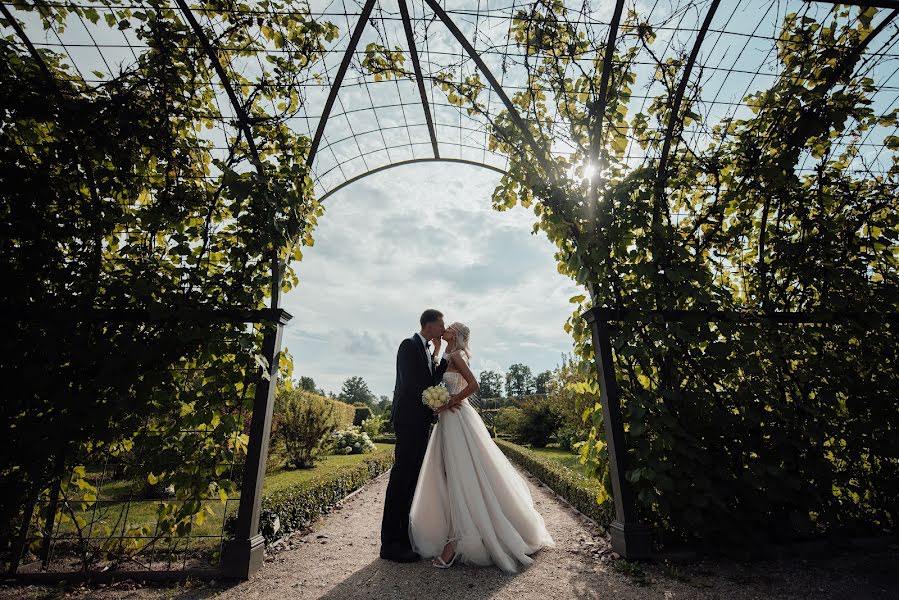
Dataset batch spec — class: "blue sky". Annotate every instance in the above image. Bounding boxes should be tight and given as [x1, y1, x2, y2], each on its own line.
[280, 162, 583, 397]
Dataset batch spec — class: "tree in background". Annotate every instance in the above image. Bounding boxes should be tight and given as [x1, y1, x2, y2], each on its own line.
[505, 364, 535, 398]
[534, 370, 552, 395]
[298, 376, 318, 392]
[478, 370, 504, 399]
[376, 395, 392, 414]
[515, 398, 564, 448]
[339, 376, 375, 406]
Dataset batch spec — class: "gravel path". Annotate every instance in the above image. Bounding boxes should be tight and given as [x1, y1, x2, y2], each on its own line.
[3, 468, 898, 599]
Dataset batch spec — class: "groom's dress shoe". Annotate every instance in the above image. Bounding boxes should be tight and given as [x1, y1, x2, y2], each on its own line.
[380, 545, 420, 563]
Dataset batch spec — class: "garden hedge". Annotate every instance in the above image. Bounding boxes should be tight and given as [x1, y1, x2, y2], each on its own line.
[352, 404, 373, 426]
[496, 439, 613, 529]
[256, 448, 394, 544]
[333, 400, 355, 429]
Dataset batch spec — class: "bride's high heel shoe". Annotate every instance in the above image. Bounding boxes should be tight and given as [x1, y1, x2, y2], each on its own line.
[431, 552, 458, 569]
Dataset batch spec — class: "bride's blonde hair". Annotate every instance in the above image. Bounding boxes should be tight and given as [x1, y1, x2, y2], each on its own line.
[448, 322, 471, 358]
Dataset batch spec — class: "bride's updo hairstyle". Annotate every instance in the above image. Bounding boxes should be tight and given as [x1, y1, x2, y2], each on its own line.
[448, 322, 471, 357]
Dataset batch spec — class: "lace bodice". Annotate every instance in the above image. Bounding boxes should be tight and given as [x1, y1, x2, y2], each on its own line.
[442, 371, 467, 395]
[441, 350, 470, 395]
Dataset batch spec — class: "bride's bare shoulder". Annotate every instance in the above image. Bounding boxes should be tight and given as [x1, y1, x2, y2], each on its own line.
[446, 350, 469, 366]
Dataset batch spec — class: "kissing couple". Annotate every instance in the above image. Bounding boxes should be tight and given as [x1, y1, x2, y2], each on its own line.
[379, 309, 554, 573]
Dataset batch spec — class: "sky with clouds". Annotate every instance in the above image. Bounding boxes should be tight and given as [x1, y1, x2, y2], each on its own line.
[281, 162, 584, 397]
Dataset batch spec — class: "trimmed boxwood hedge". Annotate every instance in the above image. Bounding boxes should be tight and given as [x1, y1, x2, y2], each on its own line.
[352, 404, 373, 426]
[256, 448, 394, 544]
[496, 439, 614, 529]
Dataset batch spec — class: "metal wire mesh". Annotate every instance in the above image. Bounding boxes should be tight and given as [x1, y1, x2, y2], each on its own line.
[6, 318, 263, 575]
[2, 0, 897, 578]
[4, 1, 894, 199]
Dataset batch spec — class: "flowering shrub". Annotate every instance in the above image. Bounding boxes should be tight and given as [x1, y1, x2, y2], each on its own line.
[331, 427, 376, 455]
[277, 390, 353, 469]
[361, 414, 385, 439]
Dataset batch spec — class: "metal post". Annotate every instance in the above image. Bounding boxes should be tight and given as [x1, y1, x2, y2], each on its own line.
[582, 308, 652, 559]
[221, 309, 292, 578]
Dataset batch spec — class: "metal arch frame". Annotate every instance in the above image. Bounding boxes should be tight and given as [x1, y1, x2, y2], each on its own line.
[176, 0, 264, 169]
[398, 0, 440, 158]
[421, 0, 555, 179]
[317, 157, 507, 202]
[578, 0, 658, 561]
[0, 3, 59, 90]
[750, 4, 897, 309]
[305, 0, 556, 188]
[175, 0, 293, 580]
[305, 0, 377, 167]
[815, 6, 899, 91]
[807, 0, 899, 9]
[585, 0, 625, 235]
[588, 0, 626, 187]
[655, 0, 721, 195]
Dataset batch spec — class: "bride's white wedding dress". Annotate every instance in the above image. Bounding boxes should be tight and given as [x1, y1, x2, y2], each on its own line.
[409, 351, 554, 573]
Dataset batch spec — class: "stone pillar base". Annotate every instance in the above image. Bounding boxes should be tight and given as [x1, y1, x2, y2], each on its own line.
[220, 534, 266, 579]
[609, 520, 653, 560]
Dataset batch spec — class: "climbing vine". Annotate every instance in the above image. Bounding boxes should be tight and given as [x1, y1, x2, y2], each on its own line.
[424, 0, 898, 547]
[0, 0, 335, 569]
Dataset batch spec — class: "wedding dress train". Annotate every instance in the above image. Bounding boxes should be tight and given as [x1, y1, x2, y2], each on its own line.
[409, 358, 554, 573]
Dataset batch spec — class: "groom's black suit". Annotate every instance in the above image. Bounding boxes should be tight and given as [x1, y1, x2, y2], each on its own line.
[380, 334, 447, 556]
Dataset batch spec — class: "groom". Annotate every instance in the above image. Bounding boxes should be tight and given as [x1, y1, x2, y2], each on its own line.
[379, 309, 448, 562]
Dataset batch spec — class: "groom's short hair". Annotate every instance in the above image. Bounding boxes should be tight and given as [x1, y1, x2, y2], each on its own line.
[420, 309, 443, 327]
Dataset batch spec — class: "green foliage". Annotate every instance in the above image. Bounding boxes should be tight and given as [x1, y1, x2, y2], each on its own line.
[255, 448, 394, 544]
[496, 439, 613, 528]
[376, 395, 392, 414]
[361, 414, 384, 439]
[556, 427, 583, 453]
[478, 370, 505, 399]
[436, 1, 899, 549]
[339, 376, 375, 406]
[331, 427, 376, 455]
[612, 559, 648, 586]
[297, 376, 318, 392]
[361, 43, 407, 82]
[277, 391, 349, 469]
[506, 363, 536, 398]
[546, 355, 595, 452]
[494, 406, 525, 437]
[534, 370, 553, 395]
[352, 404, 374, 427]
[0, 0, 338, 567]
[515, 397, 565, 447]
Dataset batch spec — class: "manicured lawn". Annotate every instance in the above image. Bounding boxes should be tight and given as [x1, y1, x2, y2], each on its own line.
[526, 445, 591, 478]
[264, 443, 394, 494]
[52, 444, 396, 555]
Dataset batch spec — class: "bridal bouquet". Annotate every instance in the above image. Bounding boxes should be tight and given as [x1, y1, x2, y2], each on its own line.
[422, 385, 450, 410]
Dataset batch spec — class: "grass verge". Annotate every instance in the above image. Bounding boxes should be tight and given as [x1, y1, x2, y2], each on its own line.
[495, 439, 613, 529]
[257, 446, 394, 544]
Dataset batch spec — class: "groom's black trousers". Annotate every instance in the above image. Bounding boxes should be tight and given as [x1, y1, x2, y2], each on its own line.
[380, 422, 431, 549]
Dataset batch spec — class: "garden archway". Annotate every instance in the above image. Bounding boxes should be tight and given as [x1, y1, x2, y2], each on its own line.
[3, 0, 898, 582]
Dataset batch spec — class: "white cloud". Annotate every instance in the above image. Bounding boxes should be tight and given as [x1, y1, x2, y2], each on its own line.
[281, 162, 583, 396]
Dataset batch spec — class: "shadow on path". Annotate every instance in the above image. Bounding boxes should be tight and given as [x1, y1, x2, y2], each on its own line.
[319, 558, 513, 600]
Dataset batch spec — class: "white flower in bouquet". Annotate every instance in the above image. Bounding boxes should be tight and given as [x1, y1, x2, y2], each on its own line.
[422, 385, 449, 410]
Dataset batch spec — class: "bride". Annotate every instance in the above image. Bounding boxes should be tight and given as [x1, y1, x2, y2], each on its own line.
[408, 322, 554, 573]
